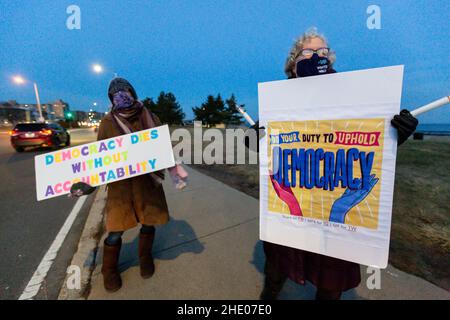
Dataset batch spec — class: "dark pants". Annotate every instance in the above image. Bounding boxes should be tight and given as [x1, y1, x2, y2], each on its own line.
[105, 224, 155, 246]
[264, 259, 342, 300]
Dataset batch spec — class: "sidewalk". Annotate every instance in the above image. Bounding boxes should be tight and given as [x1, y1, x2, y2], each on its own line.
[86, 166, 449, 300]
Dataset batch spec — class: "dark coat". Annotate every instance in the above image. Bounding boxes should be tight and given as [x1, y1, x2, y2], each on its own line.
[97, 112, 170, 232]
[263, 242, 361, 291]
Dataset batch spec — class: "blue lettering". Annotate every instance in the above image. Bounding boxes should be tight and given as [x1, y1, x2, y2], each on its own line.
[45, 155, 54, 165]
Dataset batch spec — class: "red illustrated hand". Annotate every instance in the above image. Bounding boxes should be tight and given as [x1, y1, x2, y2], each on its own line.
[269, 171, 303, 216]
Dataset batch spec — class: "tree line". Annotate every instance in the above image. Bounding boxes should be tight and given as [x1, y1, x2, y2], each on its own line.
[142, 92, 244, 127]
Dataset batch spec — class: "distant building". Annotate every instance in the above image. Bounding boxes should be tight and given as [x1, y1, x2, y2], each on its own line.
[88, 109, 105, 123]
[0, 99, 73, 125]
[0, 100, 39, 125]
[40, 103, 54, 121]
[74, 110, 88, 122]
[52, 99, 70, 120]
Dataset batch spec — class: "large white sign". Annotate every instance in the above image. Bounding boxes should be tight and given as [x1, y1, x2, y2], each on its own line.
[35, 125, 175, 201]
[258, 66, 404, 268]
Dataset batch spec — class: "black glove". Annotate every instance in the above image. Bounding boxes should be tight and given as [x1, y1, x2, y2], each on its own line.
[244, 121, 265, 153]
[391, 109, 418, 146]
[70, 182, 96, 197]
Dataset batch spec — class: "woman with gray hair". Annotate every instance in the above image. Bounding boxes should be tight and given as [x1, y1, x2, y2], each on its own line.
[246, 27, 418, 300]
[284, 27, 337, 79]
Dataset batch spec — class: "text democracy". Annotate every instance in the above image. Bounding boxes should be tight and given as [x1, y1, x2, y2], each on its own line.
[272, 146, 375, 191]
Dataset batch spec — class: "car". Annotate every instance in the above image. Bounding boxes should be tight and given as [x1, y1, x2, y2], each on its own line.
[9, 122, 71, 152]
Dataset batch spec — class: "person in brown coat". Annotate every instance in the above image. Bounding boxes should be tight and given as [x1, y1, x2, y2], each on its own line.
[245, 27, 418, 300]
[70, 77, 180, 292]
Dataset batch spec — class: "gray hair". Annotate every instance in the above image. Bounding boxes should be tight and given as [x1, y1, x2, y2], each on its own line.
[284, 27, 336, 78]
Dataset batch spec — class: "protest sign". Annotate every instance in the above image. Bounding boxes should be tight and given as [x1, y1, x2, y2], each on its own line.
[258, 66, 404, 268]
[35, 125, 175, 201]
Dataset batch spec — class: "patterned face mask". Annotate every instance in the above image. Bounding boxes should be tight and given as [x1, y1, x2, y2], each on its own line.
[296, 53, 329, 77]
[113, 90, 135, 109]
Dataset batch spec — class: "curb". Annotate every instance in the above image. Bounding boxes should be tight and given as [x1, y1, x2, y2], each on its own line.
[57, 186, 107, 300]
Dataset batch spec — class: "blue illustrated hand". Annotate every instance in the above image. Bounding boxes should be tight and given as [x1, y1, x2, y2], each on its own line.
[329, 174, 379, 224]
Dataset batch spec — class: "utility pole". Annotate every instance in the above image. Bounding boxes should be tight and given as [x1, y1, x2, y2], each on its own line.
[33, 82, 44, 123]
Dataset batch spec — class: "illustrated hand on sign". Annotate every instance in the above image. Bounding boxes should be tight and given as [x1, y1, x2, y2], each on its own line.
[329, 174, 379, 224]
[268, 170, 303, 216]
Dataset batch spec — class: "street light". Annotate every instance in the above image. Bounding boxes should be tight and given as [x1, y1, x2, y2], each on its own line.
[11, 75, 45, 123]
[91, 64, 115, 115]
[91, 63, 118, 78]
[92, 63, 103, 74]
[12, 75, 26, 85]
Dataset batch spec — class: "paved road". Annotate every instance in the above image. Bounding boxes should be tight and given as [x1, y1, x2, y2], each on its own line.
[0, 128, 97, 299]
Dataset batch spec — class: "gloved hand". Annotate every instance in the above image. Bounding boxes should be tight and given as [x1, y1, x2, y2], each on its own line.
[391, 109, 419, 146]
[69, 182, 96, 198]
[244, 121, 265, 153]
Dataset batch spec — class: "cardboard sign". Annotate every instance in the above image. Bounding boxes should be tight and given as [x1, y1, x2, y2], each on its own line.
[35, 125, 175, 201]
[258, 66, 404, 268]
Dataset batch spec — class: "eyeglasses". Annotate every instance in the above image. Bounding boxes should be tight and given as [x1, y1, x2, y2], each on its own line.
[298, 47, 329, 59]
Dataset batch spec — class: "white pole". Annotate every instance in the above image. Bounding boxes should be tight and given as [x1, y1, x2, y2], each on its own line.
[33, 82, 44, 123]
[236, 96, 449, 126]
[410, 96, 450, 117]
[236, 104, 256, 126]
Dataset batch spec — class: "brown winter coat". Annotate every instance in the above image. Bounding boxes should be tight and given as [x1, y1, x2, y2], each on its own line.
[97, 112, 170, 232]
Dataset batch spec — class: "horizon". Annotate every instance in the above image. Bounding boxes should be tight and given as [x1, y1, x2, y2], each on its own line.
[1, 0, 449, 124]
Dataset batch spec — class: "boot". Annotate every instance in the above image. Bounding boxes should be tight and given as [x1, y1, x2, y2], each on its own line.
[315, 288, 342, 300]
[138, 231, 155, 279]
[101, 239, 122, 292]
[259, 261, 287, 300]
[260, 277, 287, 300]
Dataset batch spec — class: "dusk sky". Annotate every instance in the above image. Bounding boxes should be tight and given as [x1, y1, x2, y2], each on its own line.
[1, 0, 449, 123]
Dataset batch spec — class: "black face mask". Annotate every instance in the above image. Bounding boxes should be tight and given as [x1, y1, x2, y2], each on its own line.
[296, 53, 329, 77]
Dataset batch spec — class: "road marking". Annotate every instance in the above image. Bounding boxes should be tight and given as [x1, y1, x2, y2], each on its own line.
[18, 196, 88, 300]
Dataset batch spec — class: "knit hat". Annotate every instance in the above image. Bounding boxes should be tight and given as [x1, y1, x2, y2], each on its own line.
[108, 77, 138, 103]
